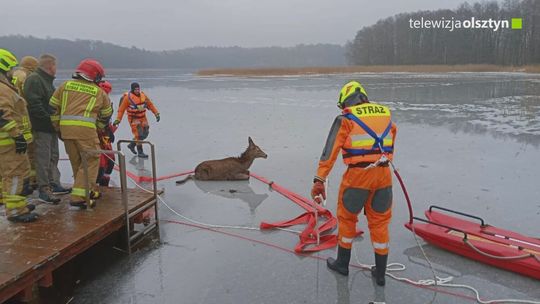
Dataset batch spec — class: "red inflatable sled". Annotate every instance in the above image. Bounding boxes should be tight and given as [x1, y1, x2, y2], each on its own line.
[405, 205, 540, 280]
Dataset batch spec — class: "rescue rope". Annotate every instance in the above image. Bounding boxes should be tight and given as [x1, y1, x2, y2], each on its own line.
[464, 238, 540, 262]
[103, 153, 540, 304]
[107, 156, 302, 234]
[250, 173, 339, 253]
[383, 159, 540, 304]
[109, 156, 336, 243]
[153, 185, 540, 304]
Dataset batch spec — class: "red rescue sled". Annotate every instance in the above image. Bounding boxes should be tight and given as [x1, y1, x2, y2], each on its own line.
[405, 205, 540, 280]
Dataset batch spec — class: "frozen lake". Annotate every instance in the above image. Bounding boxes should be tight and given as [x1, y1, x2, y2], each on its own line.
[52, 71, 540, 303]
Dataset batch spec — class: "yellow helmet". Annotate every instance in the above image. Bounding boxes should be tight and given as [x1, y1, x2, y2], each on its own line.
[20, 56, 38, 71]
[338, 80, 368, 109]
[0, 49, 18, 73]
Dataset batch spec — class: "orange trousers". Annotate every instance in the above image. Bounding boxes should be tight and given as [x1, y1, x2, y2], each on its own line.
[336, 165, 393, 255]
[128, 116, 150, 141]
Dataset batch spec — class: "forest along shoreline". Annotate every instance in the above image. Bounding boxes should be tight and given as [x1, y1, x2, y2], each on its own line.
[197, 65, 540, 76]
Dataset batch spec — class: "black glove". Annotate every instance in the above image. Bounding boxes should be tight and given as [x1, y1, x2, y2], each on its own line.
[0, 110, 8, 129]
[106, 124, 115, 143]
[14, 134, 27, 154]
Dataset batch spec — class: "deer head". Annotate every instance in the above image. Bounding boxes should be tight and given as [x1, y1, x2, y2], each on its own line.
[247, 137, 267, 159]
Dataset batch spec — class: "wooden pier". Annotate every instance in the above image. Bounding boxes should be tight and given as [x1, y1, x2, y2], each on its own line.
[0, 186, 159, 303]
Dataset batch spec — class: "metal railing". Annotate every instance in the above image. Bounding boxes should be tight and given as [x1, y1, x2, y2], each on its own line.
[79, 139, 160, 255]
[116, 140, 160, 254]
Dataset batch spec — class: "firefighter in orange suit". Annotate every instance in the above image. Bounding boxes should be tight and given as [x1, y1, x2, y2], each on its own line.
[0, 49, 38, 222]
[50, 59, 113, 209]
[311, 81, 397, 286]
[113, 82, 160, 159]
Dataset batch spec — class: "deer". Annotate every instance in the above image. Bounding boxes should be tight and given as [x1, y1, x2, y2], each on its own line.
[176, 137, 267, 184]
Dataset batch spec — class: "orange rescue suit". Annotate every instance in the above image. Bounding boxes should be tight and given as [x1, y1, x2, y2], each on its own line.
[315, 102, 397, 254]
[116, 92, 158, 141]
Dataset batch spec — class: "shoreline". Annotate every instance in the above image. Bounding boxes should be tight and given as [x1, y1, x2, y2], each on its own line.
[197, 64, 540, 76]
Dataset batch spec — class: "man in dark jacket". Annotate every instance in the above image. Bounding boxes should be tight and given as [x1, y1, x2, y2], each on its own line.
[24, 54, 69, 203]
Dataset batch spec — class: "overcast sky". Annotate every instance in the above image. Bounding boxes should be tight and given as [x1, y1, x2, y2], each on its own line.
[4, 0, 466, 50]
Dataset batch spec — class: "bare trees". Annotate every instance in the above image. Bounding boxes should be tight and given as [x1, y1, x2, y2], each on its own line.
[346, 0, 539, 66]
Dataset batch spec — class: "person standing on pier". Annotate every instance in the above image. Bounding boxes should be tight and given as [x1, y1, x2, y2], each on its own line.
[25, 54, 70, 204]
[0, 49, 38, 222]
[50, 59, 113, 209]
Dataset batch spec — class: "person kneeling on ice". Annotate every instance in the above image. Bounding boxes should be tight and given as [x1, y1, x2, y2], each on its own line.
[311, 81, 397, 286]
[96, 81, 117, 186]
[113, 82, 160, 159]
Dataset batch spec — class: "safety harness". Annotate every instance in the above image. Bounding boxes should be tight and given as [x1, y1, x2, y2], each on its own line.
[343, 113, 393, 156]
[126, 92, 148, 119]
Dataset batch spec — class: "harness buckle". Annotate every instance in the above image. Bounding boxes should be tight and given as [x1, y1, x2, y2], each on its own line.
[364, 154, 389, 170]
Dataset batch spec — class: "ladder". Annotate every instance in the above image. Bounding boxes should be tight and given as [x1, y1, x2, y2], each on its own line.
[81, 140, 160, 254]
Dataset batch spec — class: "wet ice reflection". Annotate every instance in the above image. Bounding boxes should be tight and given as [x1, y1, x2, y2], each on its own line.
[192, 180, 269, 214]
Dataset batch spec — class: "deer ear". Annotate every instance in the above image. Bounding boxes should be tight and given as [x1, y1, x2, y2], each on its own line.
[248, 137, 254, 145]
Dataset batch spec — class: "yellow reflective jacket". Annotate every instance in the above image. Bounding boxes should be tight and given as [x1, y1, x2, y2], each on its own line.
[49, 79, 113, 140]
[0, 74, 33, 151]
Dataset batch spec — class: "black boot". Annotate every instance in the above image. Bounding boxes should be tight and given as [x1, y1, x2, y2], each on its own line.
[69, 201, 88, 210]
[327, 246, 351, 276]
[128, 142, 137, 155]
[8, 212, 38, 223]
[137, 145, 148, 159]
[21, 178, 34, 196]
[371, 253, 388, 286]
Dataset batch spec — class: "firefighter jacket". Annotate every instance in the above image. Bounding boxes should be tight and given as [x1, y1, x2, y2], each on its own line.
[0, 73, 33, 151]
[316, 102, 397, 180]
[49, 79, 113, 140]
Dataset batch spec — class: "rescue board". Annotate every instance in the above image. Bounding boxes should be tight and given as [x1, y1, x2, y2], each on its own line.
[405, 205, 540, 280]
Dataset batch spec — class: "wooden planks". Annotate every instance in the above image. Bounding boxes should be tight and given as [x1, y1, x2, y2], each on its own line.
[0, 186, 158, 303]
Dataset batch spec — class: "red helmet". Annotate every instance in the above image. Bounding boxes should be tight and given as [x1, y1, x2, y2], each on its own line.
[75, 59, 105, 82]
[99, 81, 112, 94]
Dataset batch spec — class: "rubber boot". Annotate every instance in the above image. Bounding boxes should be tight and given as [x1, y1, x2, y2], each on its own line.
[371, 253, 388, 286]
[137, 145, 148, 159]
[326, 246, 351, 276]
[69, 201, 88, 210]
[128, 142, 137, 155]
[8, 212, 38, 223]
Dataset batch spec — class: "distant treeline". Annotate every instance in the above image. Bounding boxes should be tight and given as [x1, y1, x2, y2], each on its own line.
[2, 35, 346, 69]
[346, 0, 540, 66]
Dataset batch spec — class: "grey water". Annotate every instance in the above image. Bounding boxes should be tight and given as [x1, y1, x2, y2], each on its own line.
[53, 71, 540, 303]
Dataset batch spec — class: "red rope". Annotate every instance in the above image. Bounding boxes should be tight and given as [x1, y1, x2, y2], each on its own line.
[112, 166, 193, 183]
[62, 160, 490, 302]
[391, 166, 415, 224]
[116, 167, 339, 253]
[163, 218, 480, 303]
[249, 173, 341, 253]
